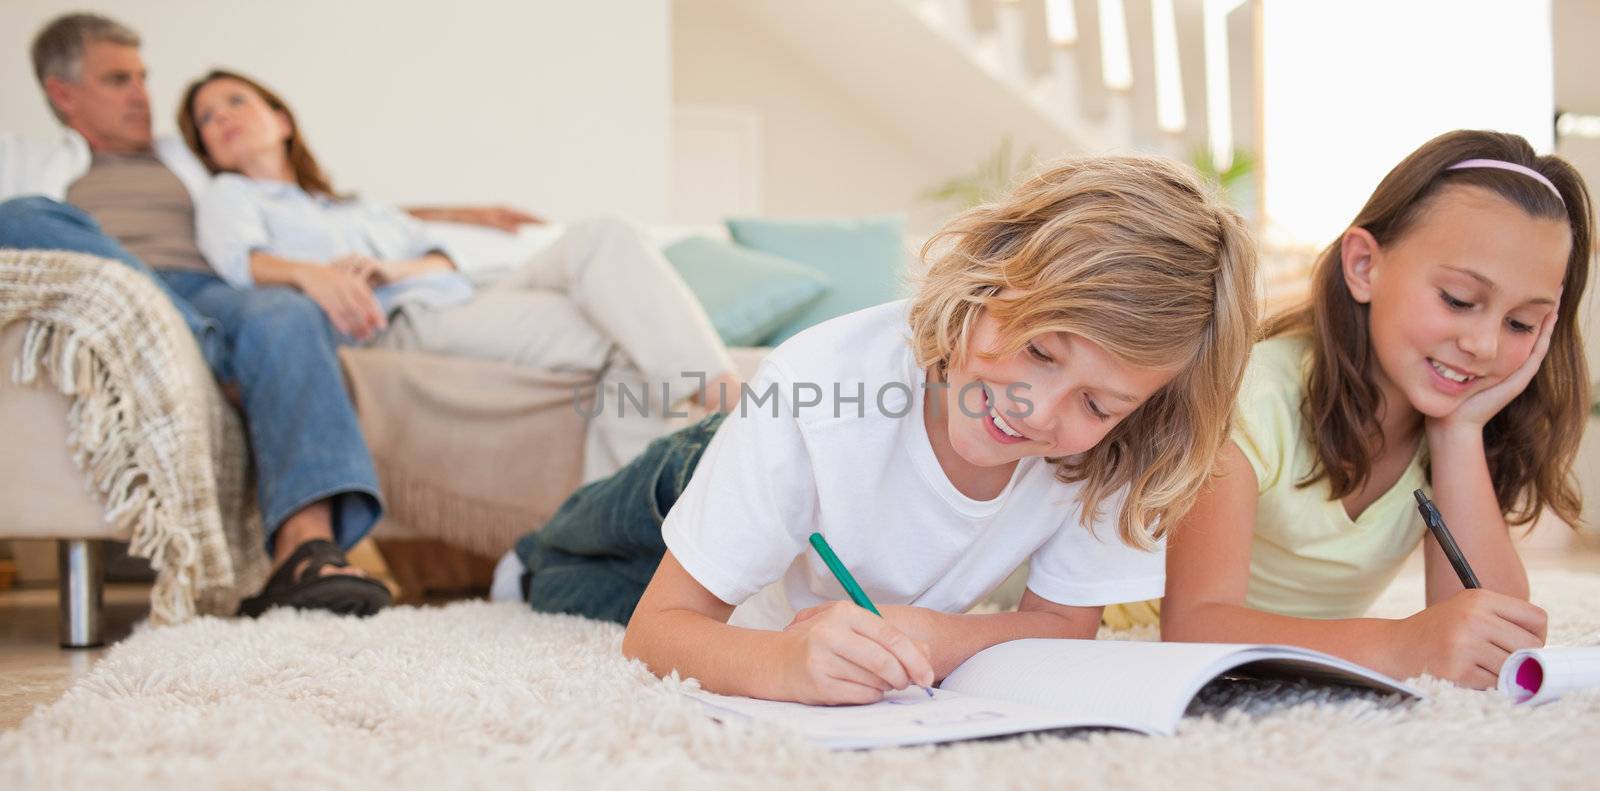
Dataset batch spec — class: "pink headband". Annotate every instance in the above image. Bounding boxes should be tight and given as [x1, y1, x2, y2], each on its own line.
[1446, 158, 1565, 205]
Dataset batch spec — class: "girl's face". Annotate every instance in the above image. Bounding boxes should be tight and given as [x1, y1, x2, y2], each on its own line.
[939, 300, 1180, 469]
[1348, 184, 1570, 421]
[190, 77, 291, 172]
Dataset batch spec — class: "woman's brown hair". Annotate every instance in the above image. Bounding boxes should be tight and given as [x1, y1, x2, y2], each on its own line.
[1268, 129, 1592, 526]
[178, 69, 340, 198]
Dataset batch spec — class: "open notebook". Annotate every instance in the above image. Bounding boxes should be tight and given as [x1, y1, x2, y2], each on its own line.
[686, 639, 1422, 749]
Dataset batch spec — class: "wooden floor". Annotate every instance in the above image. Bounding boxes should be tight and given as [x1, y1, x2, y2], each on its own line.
[1, 582, 151, 730]
[3, 548, 1597, 731]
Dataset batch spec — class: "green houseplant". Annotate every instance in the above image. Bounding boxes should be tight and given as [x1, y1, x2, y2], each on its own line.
[922, 138, 1036, 210]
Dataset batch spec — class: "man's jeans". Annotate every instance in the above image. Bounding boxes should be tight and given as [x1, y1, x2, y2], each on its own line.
[0, 196, 226, 370]
[515, 412, 726, 625]
[0, 196, 382, 550]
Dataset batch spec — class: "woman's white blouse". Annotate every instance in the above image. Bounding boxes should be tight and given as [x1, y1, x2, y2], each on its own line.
[195, 173, 475, 313]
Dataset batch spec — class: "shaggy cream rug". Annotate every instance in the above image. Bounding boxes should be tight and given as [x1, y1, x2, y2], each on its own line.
[2, 570, 1597, 789]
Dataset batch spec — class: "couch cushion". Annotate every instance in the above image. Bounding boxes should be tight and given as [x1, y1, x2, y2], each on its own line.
[725, 215, 909, 345]
[661, 236, 831, 347]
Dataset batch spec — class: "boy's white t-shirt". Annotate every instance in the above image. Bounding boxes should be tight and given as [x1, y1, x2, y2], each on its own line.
[662, 301, 1165, 630]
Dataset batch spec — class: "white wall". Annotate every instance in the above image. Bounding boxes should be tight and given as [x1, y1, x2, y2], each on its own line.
[1551, 0, 1600, 539]
[1554, 0, 1600, 198]
[1259, 0, 1554, 247]
[1552, 0, 1600, 382]
[0, 0, 671, 221]
[672, 1, 965, 236]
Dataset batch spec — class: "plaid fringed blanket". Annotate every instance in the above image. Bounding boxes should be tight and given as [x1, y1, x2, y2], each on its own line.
[0, 249, 267, 622]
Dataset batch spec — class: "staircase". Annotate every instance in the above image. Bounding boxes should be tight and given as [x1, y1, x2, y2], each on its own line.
[719, 0, 1255, 168]
[670, 0, 1260, 237]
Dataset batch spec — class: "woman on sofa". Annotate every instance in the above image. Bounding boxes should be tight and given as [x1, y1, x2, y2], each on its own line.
[176, 69, 740, 445]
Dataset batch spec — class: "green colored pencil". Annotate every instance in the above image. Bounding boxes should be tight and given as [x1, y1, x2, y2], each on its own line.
[807, 532, 934, 697]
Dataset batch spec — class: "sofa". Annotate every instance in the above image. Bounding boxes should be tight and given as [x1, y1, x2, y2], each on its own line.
[2, 212, 908, 646]
[0, 244, 737, 647]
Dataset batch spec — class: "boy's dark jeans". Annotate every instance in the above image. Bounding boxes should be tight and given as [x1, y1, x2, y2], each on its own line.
[516, 412, 727, 624]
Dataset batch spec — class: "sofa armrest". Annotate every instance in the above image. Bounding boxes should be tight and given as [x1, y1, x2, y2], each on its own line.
[0, 249, 267, 620]
[0, 321, 112, 538]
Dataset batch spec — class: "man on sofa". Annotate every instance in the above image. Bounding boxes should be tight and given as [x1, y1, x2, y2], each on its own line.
[0, 13, 539, 616]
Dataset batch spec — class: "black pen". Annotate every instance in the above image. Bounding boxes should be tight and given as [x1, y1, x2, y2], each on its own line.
[1413, 489, 1481, 589]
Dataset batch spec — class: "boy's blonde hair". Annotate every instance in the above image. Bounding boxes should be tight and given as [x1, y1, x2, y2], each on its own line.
[908, 155, 1259, 549]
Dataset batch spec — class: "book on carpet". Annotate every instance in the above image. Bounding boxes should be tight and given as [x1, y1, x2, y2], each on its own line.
[1498, 646, 1600, 705]
[685, 638, 1422, 749]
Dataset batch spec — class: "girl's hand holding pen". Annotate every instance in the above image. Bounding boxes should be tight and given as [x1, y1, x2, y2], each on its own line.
[1391, 589, 1547, 689]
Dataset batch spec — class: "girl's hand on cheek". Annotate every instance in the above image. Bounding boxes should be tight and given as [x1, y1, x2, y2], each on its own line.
[778, 601, 935, 704]
[1432, 311, 1557, 435]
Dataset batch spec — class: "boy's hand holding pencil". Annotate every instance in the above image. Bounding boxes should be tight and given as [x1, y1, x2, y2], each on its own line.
[778, 600, 936, 705]
[767, 532, 935, 705]
[794, 603, 955, 679]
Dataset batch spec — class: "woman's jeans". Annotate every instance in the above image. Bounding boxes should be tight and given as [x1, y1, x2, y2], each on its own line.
[0, 196, 382, 550]
[516, 412, 726, 624]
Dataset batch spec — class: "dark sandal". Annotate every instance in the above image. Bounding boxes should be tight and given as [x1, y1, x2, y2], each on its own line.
[238, 539, 392, 618]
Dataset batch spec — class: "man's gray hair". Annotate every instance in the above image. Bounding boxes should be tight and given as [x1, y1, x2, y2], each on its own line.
[31, 13, 141, 122]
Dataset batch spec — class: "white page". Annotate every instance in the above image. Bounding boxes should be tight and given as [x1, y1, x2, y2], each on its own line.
[684, 641, 1271, 748]
[940, 639, 1264, 734]
[942, 639, 1420, 735]
[683, 639, 1419, 748]
[685, 685, 1153, 750]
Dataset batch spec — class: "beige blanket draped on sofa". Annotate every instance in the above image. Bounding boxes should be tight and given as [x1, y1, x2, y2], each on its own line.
[342, 349, 594, 559]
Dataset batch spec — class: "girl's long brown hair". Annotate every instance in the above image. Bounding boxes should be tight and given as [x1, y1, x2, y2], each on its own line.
[178, 69, 340, 198]
[1268, 129, 1592, 526]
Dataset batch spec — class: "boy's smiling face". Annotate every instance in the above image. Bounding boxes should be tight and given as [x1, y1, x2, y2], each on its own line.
[932, 297, 1180, 473]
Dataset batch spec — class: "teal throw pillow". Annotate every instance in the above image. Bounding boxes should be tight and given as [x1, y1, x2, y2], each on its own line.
[662, 236, 831, 347]
[725, 215, 908, 345]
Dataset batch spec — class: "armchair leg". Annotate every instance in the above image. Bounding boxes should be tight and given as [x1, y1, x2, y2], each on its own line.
[57, 539, 104, 649]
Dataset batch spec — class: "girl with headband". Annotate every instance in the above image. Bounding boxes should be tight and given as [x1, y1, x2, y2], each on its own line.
[1153, 130, 1593, 688]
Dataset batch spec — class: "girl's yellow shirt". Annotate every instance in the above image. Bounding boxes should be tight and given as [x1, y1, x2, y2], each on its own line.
[1235, 335, 1428, 619]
